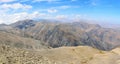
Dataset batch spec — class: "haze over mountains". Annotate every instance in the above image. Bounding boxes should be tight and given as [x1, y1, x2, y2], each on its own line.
[0, 19, 120, 64]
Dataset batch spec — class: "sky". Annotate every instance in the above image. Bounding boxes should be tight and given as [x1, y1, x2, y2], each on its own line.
[0, 0, 120, 24]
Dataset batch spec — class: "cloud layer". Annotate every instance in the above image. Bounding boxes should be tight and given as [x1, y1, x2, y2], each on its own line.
[0, 12, 48, 24]
[0, 0, 119, 24]
[1, 3, 32, 10]
[0, 0, 15, 2]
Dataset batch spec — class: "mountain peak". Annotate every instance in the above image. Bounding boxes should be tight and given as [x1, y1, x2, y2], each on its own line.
[11, 19, 37, 29]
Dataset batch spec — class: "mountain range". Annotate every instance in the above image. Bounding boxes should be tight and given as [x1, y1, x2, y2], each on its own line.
[0, 19, 120, 50]
[1, 19, 120, 64]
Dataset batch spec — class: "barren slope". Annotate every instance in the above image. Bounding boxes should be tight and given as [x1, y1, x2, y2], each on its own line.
[0, 31, 49, 50]
[0, 45, 120, 64]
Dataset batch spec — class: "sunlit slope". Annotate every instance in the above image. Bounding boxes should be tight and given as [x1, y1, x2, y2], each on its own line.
[0, 44, 120, 64]
[38, 46, 120, 64]
[0, 31, 49, 50]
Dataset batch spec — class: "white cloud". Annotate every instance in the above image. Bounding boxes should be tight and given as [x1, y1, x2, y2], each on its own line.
[0, 12, 90, 24]
[90, 0, 99, 6]
[71, 0, 77, 2]
[37, 8, 58, 13]
[0, 0, 15, 2]
[0, 19, 4, 24]
[35, 5, 79, 14]
[51, 5, 79, 10]
[19, 0, 30, 2]
[33, 0, 60, 2]
[0, 12, 47, 24]
[55, 15, 68, 19]
[23, 0, 76, 3]
[0, 3, 32, 10]
[58, 5, 71, 9]
[91, 1, 97, 6]
[47, 9, 57, 13]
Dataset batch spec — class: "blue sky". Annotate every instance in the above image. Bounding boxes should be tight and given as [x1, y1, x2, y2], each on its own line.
[0, 0, 120, 24]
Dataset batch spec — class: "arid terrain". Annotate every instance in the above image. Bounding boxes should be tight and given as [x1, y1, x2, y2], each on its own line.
[1, 19, 120, 50]
[1, 44, 120, 64]
[0, 19, 120, 64]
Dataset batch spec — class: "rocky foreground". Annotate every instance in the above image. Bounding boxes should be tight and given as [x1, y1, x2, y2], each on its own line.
[0, 45, 120, 64]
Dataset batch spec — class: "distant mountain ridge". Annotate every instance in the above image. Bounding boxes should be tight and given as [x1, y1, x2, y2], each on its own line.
[1, 19, 120, 50]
